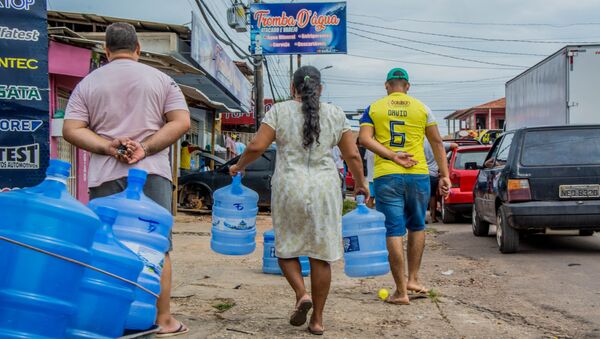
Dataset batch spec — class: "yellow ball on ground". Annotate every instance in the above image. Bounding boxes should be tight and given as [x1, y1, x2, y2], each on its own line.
[378, 288, 389, 301]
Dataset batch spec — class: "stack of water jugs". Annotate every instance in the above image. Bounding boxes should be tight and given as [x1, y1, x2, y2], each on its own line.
[0, 160, 172, 338]
[210, 174, 389, 279]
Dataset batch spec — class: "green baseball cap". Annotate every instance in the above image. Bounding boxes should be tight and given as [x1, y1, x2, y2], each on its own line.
[386, 68, 409, 82]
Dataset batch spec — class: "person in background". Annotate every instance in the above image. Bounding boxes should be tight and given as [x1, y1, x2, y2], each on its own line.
[234, 136, 246, 156]
[180, 140, 203, 176]
[424, 139, 458, 223]
[359, 67, 450, 305]
[230, 66, 369, 335]
[225, 134, 236, 159]
[63, 22, 190, 336]
[364, 148, 376, 208]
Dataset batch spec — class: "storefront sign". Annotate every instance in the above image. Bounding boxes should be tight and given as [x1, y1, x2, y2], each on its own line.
[221, 111, 256, 126]
[0, 0, 49, 189]
[222, 99, 275, 126]
[250, 2, 347, 55]
[191, 11, 252, 112]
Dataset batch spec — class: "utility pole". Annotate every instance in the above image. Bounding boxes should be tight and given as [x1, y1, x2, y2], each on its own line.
[253, 0, 264, 126]
[289, 55, 293, 98]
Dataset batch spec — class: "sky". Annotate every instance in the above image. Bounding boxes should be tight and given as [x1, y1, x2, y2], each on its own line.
[47, 0, 600, 132]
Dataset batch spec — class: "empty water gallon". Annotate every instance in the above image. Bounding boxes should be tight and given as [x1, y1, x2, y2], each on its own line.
[262, 229, 310, 277]
[0, 160, 101, 338]
[88, 169, 173, 331]
[67, 206, 144, 339]
[342, 196, 390, 277]
[211, 173, 258, 255]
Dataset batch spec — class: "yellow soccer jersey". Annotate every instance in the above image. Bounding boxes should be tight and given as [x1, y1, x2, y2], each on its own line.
[360, 92, 437, 178]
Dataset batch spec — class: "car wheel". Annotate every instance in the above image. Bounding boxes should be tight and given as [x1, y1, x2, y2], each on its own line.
[496, 206, 519, 253]
[441, 199, 457, 224]
[471, 204, 490, 236]
[579, 230, 594, 236]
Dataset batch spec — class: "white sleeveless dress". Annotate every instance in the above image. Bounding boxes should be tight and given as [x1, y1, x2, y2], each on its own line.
[262, 100, 351, 262]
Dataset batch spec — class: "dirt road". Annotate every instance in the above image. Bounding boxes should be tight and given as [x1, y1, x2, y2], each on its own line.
[168, 213, 600, 338]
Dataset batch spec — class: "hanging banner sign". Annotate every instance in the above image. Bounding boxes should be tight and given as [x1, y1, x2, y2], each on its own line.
[250, 2, 347, 55]
[0, 0, 49, 190]
[191, 11, 252, 113]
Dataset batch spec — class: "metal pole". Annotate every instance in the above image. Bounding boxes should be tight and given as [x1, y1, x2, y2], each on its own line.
[297, 54, 302, 69]
[254, 0, 264, 126]
[289, 54, 293, 98]
[255, 55, 264, 125]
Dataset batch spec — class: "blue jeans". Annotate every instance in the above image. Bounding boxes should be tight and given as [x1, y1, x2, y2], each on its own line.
[374, 174, 430, 237]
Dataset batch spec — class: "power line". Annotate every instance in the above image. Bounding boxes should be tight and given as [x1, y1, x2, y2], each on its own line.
[349, 31, 528, 68]
[347, 20, 600, 44]
[264, 58, 281, 101]
[349, 14, 600, 28]
[346, 54, 523, 70]
[195, 0, 255, 62]
[266, 56, 289, 97]
[348, 26, 546, 57]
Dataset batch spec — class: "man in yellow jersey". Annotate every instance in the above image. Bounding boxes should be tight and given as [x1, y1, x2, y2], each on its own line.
[179, 140, 203, 176]
[359, 68, 450, 305]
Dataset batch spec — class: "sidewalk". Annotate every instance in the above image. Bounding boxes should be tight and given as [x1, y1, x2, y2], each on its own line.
[168, 213, 581, 338]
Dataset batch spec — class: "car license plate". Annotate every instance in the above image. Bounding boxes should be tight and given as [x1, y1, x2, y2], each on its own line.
[559, 184, 600, 199]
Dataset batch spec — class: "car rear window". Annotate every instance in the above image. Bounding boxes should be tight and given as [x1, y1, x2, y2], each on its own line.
[521, 128, 600, 166]
[455, 151, 489, 169]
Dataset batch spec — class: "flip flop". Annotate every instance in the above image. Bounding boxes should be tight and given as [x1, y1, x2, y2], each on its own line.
[385, 296, 410, 305]
[308, 326, 324, 335]
[156, 322, 189, 338]
[290, 299, 313, 327]
[409, 287, 430, 294]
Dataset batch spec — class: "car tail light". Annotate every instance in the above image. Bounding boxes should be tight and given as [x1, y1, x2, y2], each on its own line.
[508, 179, 532, 202]
[450, 173, 460, 188]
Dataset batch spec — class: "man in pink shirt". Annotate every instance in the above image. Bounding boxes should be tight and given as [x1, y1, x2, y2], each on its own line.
[64, 23, 190, 336]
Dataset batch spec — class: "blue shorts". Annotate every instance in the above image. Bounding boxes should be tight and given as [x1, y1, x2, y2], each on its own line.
[374, 174, 430, 237]
[369, 182, 376, 199]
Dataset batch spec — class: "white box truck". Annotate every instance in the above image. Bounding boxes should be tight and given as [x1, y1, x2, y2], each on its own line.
[506, 44, 600, 130]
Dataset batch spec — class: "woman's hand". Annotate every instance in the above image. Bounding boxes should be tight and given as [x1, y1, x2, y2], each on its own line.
[229, 164, 245, 177]
[354, 180, 371, 201]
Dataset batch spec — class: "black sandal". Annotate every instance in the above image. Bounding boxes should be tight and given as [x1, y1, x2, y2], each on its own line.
[289, 299, 313, 326]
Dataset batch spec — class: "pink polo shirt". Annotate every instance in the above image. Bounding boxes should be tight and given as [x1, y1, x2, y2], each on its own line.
[65, 59, 189, 188]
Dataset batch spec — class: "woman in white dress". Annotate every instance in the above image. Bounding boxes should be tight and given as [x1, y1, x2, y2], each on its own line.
[230, 66, 369, 335]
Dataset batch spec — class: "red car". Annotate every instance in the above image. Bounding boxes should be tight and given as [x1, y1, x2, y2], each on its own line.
[345, 170, 355, 191]
[439, 145, 491, 223]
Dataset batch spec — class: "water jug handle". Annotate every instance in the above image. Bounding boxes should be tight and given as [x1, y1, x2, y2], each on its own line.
[356, 195, 366, 205]
[356, 195, 369, 214]
[231, 173, 243, 195]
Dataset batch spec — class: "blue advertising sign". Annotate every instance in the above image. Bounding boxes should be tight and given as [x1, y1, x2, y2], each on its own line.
[191, 11, 252, 112]
[0, 0, 49, 191]
[250, 2, 347, 55]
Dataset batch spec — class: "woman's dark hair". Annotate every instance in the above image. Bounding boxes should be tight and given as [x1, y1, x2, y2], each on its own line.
[293, 66, 322, 148]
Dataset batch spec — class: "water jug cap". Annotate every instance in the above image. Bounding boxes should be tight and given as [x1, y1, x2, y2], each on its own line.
[128, 168, 148, 183]
[356, 195, 365, 205]
[95, 206, 118, 225]
[46, 159, 71, 179]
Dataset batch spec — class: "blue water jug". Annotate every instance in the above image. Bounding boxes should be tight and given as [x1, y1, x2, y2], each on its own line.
[88, 169, 173, 330]
[0, 160, 101, 338]
[262, 229, 310, 277]
[211, 173, 258, 255]
[67, 206, 144, 338]
[342, 196, 390, 277]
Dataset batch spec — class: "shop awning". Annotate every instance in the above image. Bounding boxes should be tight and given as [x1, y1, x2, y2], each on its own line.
[48, 34, 204, 75]
[179, 85, 240, 113]
[48, 11, 191, 40]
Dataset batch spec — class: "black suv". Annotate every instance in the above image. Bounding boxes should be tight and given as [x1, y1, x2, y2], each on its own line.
[178, 148, 276, 209]
[472, 125, 600, 253]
